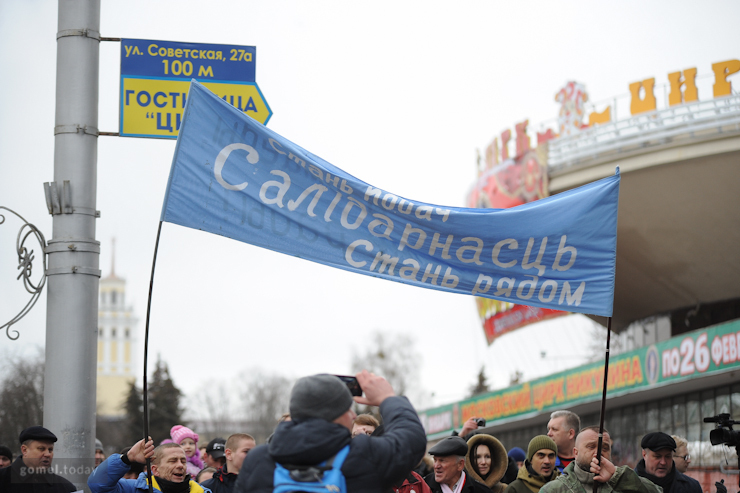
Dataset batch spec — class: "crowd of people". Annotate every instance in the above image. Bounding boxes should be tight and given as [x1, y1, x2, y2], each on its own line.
[0, 371, 718, 493]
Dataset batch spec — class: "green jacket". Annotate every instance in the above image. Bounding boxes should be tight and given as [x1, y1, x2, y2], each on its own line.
[504, 462, 559, 493]
[539, 462, 662, 493]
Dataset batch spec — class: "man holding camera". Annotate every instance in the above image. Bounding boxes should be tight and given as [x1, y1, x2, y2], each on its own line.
[235, 370, 426, 493]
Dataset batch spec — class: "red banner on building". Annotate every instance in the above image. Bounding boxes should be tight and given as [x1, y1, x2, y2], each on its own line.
[468, 120, 568, 345]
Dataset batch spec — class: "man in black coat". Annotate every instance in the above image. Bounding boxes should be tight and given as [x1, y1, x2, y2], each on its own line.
[635, 432, 701, 493]
[424, 436, 490, 493]
[0, 426, 77, 493]
[235, 370, 427, 493]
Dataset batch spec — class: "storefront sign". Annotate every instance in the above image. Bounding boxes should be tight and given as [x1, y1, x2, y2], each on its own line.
[419, 318, 740, 439]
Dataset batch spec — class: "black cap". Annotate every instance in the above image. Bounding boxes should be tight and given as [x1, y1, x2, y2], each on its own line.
[206, 438, 226, 459]
[428, 436, 468, 457]
[19, 426, 57, 444]
[0, 445, 12, 461]
[641, 432, 676, 451]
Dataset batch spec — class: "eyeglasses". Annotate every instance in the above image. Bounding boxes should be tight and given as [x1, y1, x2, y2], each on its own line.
[674, 454, 690, 461]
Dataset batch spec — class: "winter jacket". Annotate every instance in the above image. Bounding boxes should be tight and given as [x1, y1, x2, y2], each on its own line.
[88, 453, 211, 493]
[554, 457, 574, 474]
[634, 460, 699, 493]
[186, 452, 204, 479]
[201, 464, 237, 493]
[464, 434, 509, 493]
[539, 462, 661, 493]
[425, 472, 492, 493]
[504, 461, 559, 493]
[393, 471, 432, 493]
[234, 395, 426, 493]
[0, 456, 77, 493]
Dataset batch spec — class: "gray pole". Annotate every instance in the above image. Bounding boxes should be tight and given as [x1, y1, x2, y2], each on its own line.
[44, 0, 101, 488]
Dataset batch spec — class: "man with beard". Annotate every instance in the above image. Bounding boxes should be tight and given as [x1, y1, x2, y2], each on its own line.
[540, 426, 660, 493]
[0, 426, 76, 493]
[88, 438, 212, 493]
[424, 436, 490, 493]
[504, 435, 559, 493]
[635, 433, 701, 493]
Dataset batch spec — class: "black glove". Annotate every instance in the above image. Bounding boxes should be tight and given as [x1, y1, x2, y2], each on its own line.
[714, 479, 726, 493]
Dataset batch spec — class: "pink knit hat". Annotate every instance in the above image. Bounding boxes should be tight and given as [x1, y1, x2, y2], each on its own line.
[170, 425, 199, 445]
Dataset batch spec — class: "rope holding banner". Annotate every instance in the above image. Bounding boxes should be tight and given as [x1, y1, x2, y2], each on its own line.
[592, 317, 612, 493]
[143, 221, 164, 493]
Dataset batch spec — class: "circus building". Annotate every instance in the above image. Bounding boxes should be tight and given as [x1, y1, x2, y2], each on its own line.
[419, 59, 740, 490]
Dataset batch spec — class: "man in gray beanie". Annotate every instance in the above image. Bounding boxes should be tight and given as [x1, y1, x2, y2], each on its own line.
[235, 370, 426, 493]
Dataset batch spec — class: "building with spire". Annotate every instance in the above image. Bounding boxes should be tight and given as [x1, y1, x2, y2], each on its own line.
[97, 239, 138, 417]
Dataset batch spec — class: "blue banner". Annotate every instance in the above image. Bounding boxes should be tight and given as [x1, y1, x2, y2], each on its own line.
[162, 81, 620, 317]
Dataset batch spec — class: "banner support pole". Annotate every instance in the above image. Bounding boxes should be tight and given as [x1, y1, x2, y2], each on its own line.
[142, 220, 163, 493]
[593, 316, 612, 493]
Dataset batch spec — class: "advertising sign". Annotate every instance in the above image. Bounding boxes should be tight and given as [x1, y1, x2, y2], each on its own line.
[467, 124, 568, 344]
[418, 318, 740, 439]
[120, 39, 271, 138]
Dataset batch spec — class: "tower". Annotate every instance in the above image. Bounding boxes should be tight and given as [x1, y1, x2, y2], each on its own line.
[96, 239, 138, 417]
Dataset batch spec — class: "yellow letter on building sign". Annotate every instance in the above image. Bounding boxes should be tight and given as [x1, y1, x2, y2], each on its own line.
[712, 59, 740, 97]
[629, 78, 657, 115]
[668, 68, 698, 106]
[588, 107, 611, 127]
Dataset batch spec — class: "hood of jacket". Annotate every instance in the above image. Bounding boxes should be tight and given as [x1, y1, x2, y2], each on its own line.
[464, 434, 509, 488]
[516, 461, 559, 492]
[268, 417, 352, 465]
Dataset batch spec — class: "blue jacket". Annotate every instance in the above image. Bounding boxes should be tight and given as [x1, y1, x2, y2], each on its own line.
[88, 454, 211, 493]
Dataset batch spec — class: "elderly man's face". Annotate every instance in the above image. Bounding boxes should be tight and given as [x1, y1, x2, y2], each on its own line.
[21, 440, 54, 469]
[152, 447, 187, 482]
[433, 455, 464, 488]
[574, 430, 611, 471]
[643, 448, 673, 478]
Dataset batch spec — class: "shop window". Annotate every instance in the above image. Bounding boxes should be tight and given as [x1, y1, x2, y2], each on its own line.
[659, 400, 673, 432]
[731, 384, 740, 420]
[672, 395, 687, 438]
[646, 401, 660, 432]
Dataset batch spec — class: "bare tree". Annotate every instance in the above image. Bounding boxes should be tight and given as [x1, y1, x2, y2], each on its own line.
[0, 352, 44, 447]
[189, 381, 243, 439]
[350, 330, 423, 406]
[240, 370, 293, 444]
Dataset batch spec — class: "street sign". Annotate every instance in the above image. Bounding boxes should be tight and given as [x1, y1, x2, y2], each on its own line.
[119, 38, 272, 138]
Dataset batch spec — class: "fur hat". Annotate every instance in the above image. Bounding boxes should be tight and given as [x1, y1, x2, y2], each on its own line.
[527, 435, 557, 461]
[170, 425, 199, 445]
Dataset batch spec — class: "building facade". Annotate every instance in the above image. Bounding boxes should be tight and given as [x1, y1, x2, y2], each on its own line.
[96, 259, 138, 417]
[419, 318, 740, 490]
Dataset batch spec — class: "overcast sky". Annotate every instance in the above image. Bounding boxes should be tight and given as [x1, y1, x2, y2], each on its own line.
[1, 0, 738, 414]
